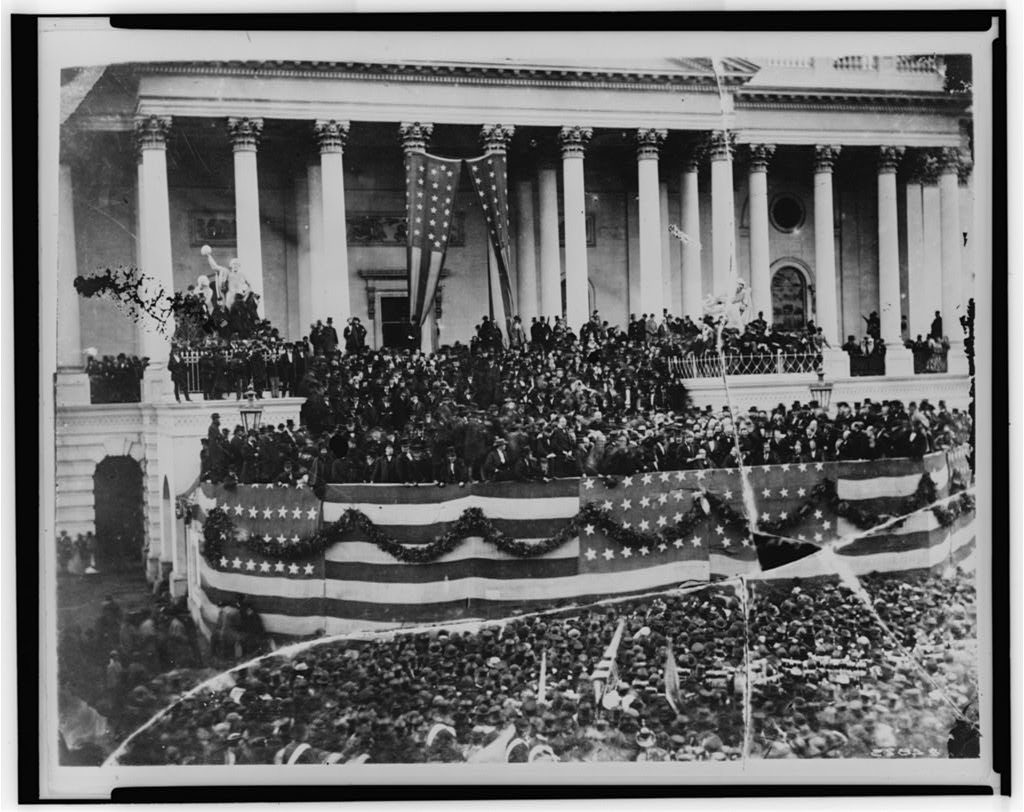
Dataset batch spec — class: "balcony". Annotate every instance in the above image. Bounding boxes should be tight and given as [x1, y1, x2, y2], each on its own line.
[669, 350, 822, 379]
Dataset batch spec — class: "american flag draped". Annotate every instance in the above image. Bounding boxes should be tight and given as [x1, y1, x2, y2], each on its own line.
[186, 451, 973, 638]
[464, 152, 514, 336]
[405, 151, 462, 340]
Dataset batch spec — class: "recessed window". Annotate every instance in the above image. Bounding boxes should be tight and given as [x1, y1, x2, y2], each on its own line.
[770, 194, 806, 233]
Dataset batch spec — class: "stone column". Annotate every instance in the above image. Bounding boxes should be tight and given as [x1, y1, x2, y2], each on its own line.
[514, 178, 539, 325]
[636, 128, 667, 320]
[399, 122, 437, 351]
[135, 115, 176, 401]
[940, 147, 969, 373]
[227, 117, 266, 317]
[306, 163, 325, 339]
[679, 145, 703, 318]
[56, 162, 90, 404]
[559, 125, 593, 332]
[812, 145, 847, 377]
[904, 153, 927, 338]
[480, 123, 516, 333]
[921, 160, 943, 335]
[536, 162, 562, 320]
[877, 146, 914, 375]
[747, 144, 776, 324]
[708, 130, 737, 295]
[315, 120, 353, 326]
[660, 180, 674, 312]
[294, 171, 313, 337]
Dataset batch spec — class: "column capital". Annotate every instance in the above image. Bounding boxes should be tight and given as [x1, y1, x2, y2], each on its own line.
[683, 140, 706, 172]
[227, 117, 263, 152]
[877, 145, 906, 174]
[957, 154, 973, 186]
[314, 119, 350, 154]
[813, 144, 843, 174]
[134, 115, 172, 152]
[907, 150, 940, 184]
[938, 146, 964, 175]
[399, 121, 434, 152]
[558, 126, 593, 158]
[707, 130, 736, 161]
[635, 128, 667, 160]
[746, 143, 776, 173]
[480, 124, 515, 154]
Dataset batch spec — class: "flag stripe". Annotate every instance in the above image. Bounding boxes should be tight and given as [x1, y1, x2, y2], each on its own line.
[755, 523, 975, 581]
[323, 555, 578, 584]
[325, 536, 579, 565]
[323, 559, 709, 606]
[836, 464, 948, 501]
[321, 495, 580, 524]
[323, 519, 579, 546]
[831, 451, 947, 480]
[322, 479, 580, 504]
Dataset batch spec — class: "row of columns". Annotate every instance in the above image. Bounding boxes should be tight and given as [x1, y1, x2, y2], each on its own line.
[59, 117, 972, 391]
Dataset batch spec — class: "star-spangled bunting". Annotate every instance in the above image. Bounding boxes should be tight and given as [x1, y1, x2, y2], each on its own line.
[464, 152, 514, 336]
[406, 151, 463, 335]
[578, 463, 853, 575]
[202, 483, 323, 578]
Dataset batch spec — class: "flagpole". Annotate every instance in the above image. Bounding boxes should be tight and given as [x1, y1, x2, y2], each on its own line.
[739, 576, 753, 762]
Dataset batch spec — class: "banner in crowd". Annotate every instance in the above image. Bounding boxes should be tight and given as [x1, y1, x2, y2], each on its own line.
[187, 450, 974, 638]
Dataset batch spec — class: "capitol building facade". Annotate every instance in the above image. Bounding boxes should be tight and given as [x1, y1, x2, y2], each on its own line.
[53, 54, 975, 593]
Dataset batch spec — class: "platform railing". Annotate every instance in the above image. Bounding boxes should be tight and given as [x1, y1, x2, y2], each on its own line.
[670, 350, 822, 379]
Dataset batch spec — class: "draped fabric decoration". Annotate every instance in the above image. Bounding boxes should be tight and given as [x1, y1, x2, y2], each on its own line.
[405, 151, 462, 348]
[465, 132, 515, 342]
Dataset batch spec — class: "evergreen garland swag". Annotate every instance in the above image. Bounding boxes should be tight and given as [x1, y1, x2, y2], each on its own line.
[200, 471, 961, 565]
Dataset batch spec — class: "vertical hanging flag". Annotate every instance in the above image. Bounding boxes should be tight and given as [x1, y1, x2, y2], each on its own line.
[405, 151, 462, 335]
[465, 136, 514, 338]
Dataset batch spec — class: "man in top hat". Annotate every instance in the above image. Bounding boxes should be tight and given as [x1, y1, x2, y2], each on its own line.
[482, 436, 514, 482]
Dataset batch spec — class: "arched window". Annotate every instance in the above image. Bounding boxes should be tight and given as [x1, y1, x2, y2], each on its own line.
[770, 267, 808, 331]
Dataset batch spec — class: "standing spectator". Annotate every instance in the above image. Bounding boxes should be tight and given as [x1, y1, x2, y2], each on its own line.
[168, 345, 191, 403]
[930, 310, 943, 340]
[322, 318, 340, 355]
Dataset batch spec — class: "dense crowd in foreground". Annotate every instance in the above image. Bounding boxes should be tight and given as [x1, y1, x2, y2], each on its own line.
[115, 569, 977, 765]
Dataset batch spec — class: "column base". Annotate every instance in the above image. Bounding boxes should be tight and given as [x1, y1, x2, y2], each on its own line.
[146, 555, 161, 583]
[141, 365, 172, 403]
[883, 344, 916, 377]
[820, 348, 850, 379]
[55, 370, 91, 406]
[169, 573, 189, 599]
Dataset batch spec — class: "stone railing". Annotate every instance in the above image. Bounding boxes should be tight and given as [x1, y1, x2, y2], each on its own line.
[670, 350, 822, 379]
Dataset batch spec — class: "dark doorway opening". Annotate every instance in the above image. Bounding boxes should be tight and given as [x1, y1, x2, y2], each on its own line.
[380, 295, 410, 349]
[770, 267, 808, 332]
[93, 456, 145, 572]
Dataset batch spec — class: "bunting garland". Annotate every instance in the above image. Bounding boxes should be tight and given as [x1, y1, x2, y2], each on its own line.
[200, 474, 972, 566]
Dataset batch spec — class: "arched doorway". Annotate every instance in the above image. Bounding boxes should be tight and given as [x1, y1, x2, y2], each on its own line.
[93, 456, 145, 572]
[770, 266, 808, 331]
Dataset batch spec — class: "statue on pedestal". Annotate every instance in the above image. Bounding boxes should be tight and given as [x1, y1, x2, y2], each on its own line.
[201, 245, 253, 309]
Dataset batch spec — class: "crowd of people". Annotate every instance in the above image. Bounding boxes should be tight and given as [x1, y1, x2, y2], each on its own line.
[115, 568, 976, 765]
[199, 309, 971, 486]
[58, 590, 210, 765]
[85, 353, 148, 403]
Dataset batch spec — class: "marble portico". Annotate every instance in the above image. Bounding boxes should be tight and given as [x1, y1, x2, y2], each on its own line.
[60, 57, 973, 373]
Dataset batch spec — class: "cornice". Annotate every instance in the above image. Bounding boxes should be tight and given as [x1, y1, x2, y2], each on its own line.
[136, 60, 734, 93]
[736, 88, 969, 114]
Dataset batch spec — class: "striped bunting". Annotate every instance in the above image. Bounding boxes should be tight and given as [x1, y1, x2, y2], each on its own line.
[187, 451, 971, 637]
